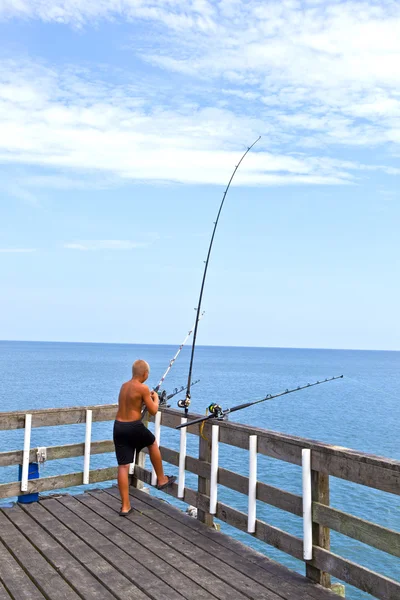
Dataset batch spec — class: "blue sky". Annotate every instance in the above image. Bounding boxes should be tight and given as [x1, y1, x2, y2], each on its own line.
[0, 1, 399, 350]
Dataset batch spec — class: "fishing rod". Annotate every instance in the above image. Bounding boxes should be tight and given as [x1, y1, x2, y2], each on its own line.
[154, 312, 204, 394]
[158, 380, 200, 407]
[176, 375, 343, 429]
[142, 314, 204, 419]
[178, 137, 261, 415]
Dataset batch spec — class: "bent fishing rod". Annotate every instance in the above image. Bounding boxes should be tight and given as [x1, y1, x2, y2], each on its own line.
[178, 136, 261, 415]
[154, 311, 204, 394]
[176, 375, 343, 429]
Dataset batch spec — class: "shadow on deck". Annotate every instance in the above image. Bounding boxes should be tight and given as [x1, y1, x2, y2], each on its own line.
[0, 487, 338, 600]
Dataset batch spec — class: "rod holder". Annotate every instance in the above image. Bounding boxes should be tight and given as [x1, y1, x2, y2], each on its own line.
[21, 414, 32, 492]
[210, 424, 219, 515]
[248, 435, 257, 533]
[178, 417, 187, 498]
[302, 448, 313, 560]
[83, 409, 92, 485]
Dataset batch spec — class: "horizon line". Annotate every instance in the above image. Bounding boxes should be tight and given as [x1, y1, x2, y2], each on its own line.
[0, 339, 399, 353]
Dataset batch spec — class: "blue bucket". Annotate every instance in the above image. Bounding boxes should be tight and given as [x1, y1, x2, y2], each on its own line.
[18, 463, 39, 503]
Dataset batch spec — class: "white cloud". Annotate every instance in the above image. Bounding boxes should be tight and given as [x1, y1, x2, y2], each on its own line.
[0, 2, 399, 189]
[64, 239, 155, 250]
[0, 248, 36, 253]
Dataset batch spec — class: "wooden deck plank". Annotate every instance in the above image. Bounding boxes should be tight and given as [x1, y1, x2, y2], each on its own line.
[71, 492, 249, 600]
[126, 487, 338, 600]
[39, 497, 199, 600]
[0, 540, 45, 600]
[92, 489, 291, 600]
[0, 510, 80, 600]
[54, 495, 217, 600]
[5, 504, 124, 600]
[0, 580, 11, 600]
[20, 501, 153, 600]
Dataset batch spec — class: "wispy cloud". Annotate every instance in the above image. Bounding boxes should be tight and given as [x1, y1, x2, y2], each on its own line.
[0, 2, 399, 189]
[0, 248, 36, 253]
[64, 240, 154, 251]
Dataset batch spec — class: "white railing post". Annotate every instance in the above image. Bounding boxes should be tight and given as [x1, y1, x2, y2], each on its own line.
[129, 454, 135, 476]
[151, 411, 162, 486]
[83, 409, 92, 485]
[302, 448, 313, 560]
[248, 435, 257, 533]
[210, 424, 219, 515]
[178, 417, 187, 498]
[21, 413, 32, 492]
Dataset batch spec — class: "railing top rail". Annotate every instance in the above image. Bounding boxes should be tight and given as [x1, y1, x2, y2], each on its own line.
[1, 403, 399, 474]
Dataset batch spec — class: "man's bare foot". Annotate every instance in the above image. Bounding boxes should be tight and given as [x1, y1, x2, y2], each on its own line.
[157, 475, 169, 487]
[156, 475, 177, 490]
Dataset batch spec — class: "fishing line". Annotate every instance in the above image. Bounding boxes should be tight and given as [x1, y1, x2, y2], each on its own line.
[176, 375, 344, 429]
[179, 137, 261, 415]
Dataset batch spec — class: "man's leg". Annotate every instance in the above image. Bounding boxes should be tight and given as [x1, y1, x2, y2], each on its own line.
[148, 441, 169, 487]
[117, 464, 131, 512]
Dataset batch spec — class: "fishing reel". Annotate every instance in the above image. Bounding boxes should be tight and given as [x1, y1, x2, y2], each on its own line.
[158, 389, 169, 406]
[152, 389, 170, 408]
[177, 396, 190, 410]
[207, 403, 224, 419]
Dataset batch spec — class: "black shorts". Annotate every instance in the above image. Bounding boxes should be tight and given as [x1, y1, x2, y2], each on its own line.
[113, 420, 156, 466]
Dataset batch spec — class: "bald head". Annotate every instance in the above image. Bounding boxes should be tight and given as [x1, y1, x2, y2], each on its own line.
[132, 359, 150, 381]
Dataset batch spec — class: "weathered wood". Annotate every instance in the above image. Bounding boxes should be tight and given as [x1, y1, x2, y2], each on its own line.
[24, 500, 180, 600]
[95, 489, 285, 600]
[197, 435, 213, 526]
[3, 403, 399, 474]
[156, 408, 400, 472]
[133, 464, 304, 560]
[0, 540, 45, 600]
[0, 510, 81, 599]
[132, 466, 400, 600]
[313, 502, 400, 558]
[312, 546, 400, 600]
[128, 487, 338, 600]
[306, 471, 331, 587]
[54, 495, 216, 600]
[0, 404, 118, 430]
[2, 403, 399, 492]
[6, 504, 119, 600]
[109, 488, 329, 600]
[0, 580, 11, 600]
[157, 446, 303, 516]
[0, 440, 114, 467]
[157, 409, 400, 494]
[0, 466, 117, 499]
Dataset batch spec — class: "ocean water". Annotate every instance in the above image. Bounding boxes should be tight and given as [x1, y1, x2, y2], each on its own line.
[0, 340, 399, 599]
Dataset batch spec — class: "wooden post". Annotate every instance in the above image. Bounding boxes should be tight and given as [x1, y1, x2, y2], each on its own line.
[306, 470, 331, 588]
[197, 434, 214, 527]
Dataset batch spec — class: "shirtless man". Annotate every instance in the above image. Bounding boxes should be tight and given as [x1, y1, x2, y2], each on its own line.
[113, 359, 176, 516]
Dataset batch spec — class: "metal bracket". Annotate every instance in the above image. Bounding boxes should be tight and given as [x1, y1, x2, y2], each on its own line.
[37, 447, 47, 464]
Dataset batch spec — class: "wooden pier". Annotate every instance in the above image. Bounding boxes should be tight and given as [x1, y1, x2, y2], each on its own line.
[0, 486, 341, 600]
[0, 403, 399, 599]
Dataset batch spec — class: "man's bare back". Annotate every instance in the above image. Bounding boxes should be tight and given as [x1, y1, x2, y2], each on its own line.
[116, 379, 148, 421]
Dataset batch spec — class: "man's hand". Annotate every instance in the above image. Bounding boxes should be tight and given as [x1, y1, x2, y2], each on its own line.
[150, 391, 159, 403]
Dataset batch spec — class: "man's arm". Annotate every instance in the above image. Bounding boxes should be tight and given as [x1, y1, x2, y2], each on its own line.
[142, 385, 159, 416]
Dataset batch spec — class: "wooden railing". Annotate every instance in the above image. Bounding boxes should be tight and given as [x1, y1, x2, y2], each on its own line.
[0, 404, 399, 600]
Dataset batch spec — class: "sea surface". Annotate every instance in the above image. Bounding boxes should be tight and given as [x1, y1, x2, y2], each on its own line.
[0, 341, 399, 599]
